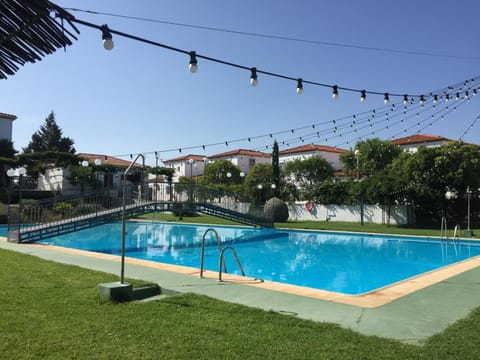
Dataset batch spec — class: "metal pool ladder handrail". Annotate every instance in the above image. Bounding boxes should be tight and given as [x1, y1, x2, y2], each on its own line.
[200, 228, 224, 278]
[440, 216, 448, 240]
[218, 246, 245, 282]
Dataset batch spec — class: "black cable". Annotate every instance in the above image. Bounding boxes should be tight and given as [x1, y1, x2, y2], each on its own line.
[65, 7, 480, 61]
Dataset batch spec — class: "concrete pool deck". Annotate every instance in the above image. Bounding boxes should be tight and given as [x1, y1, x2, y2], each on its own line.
[1, 237, 480, 344]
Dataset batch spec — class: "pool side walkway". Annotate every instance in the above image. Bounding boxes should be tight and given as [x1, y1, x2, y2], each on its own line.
[1, 238, 480, 344]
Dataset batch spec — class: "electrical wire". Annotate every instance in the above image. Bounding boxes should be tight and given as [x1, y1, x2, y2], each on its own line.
[65, 7, 480, 61]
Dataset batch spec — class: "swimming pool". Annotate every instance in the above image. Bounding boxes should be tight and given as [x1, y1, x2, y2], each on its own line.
[37, 221, 480, 295]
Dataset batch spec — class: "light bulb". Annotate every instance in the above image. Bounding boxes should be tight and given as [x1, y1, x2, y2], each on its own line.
[250, 67, 258, 86]
[332, 85, 339, 100]
[360, 90, 366, 103]
[403, 94, 408, 105]
[101, 25, 114, 51]
[296, 78, 303, 95]
[189, 51, 198, 73]
[384, 93, 389, 104]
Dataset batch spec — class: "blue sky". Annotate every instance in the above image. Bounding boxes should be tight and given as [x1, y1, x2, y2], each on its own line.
[3, 0, 480, 166]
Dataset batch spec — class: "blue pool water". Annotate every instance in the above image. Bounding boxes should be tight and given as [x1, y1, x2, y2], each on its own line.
[37, 222, 480, 295]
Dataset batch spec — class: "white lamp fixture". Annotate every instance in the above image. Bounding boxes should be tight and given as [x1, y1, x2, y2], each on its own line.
[189, 51, 198, 73]
[296, 78, 303, 95]
[81, 160, 89, 167]
[250, 67, 258, 86]
[94, 159, 102, 166]
[360, 90, 366, 103]
[384, 93, 390, 104]
[101, 24, 114, 50]
[332, 85, 339, 100]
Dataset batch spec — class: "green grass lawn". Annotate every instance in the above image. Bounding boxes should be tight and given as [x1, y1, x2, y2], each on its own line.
[1, 248, 479, 359]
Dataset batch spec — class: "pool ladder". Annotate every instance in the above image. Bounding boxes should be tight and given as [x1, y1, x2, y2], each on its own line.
[440, 216, 460, 241]
[199, 228, 245, 281]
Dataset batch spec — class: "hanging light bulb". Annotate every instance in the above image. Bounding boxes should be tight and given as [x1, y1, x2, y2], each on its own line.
[384, 93, 390, 104]
[420, 95, 425, 106]
[332, 85, 339, 100]
[473, 89, 478, 96]
[433, 95, 438, 104]
[101, 25, 114, 50]
[464, 91, 469, 99]
[296, 78, 303, 95]
[403, 94, 408, 105]
[456, 93, 460, 100]
[189, 51, 198, 73]
[250, 67, 258, 86]
[445, 94, 450, 102]
[360, 90, 366, 103]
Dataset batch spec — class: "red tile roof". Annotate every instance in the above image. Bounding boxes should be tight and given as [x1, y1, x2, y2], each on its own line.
[0, 112, 17, 120]
[208, 149, 271, 159]
[78, 153, 143, 168]
[163, 154, 206, 163]
[279, 144, 347, 155]
[391, 134, 451, 145]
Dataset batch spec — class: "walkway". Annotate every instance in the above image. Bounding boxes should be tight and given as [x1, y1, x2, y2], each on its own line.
[1, 237, 479, 344]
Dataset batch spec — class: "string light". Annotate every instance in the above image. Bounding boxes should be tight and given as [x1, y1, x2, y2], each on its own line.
[250, 67, 258, 86]
[360, 90, 366, 103]
[296, 78, 303, 95]
[384, 93, 390, 104]
[420, 95, 425, 106]
[100, 24, 113, 50]
[189, 51, 198, 73]
[433, 95, 438, 104]
[445, 94, 450, 102]
[403, 95, 408, 105]
[332, 85, 339, 100]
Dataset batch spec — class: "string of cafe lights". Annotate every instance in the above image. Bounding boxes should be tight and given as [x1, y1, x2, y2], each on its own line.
[51, 9, 480, 162]
[65, 7, 480, 62]
[124, 79, 477, 162]
[54, 9, 480, 105]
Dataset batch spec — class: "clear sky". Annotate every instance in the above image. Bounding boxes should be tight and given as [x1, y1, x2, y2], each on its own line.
[3, 0, 480, 166]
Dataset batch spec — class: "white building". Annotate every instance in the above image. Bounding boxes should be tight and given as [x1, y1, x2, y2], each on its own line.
[391, 133, 451, 153]
[279, 144, 347, 171]
[207, 149, 271, 174]
[0, 112, 16, 142]
[163, 154, 206, 181]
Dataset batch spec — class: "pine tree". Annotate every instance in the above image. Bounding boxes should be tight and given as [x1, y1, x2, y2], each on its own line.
[23, 112, 75, 153]
[272, 140, 280, 197]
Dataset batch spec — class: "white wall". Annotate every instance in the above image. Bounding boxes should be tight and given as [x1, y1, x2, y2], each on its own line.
[0, 117, 13, 141]
[288, 202, 409, 225]
[279, 151, 343, 171]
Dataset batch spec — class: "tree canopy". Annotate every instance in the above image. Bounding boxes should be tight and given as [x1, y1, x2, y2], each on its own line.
[23, 112, 75, 154]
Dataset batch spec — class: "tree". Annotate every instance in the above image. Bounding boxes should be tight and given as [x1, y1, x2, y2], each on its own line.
[284, 156, 334, 188]
[23, 112, 75, 153]
[271, 141, 280, 197]
[340, 138, 402, 177]
[244, 163, 273, 205]
[0, 139, 17, 158]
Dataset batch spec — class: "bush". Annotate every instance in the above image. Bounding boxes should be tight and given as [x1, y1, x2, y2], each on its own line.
[171, 202, 197, 217]
[264, 197, 289, 222]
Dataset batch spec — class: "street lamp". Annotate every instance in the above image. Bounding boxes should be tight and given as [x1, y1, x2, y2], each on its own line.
[7, 167, 26, 242]
[81, 160, 89, 193]
[466, 186, 472, 235]
[354, 149, 364, 225]
[257, 184, 263, 214]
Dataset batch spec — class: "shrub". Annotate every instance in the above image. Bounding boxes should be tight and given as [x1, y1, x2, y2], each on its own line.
[264, 197, 289, 222]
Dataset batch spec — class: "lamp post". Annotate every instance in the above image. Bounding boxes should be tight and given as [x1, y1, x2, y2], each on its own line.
[354, 149, 364, 225]
[154, 152, 159, 208]
[188, 159, 195, 202]
[466, 186, 472, 236]
[7, 167, 26, 242]
[81, 160, 89, 193]
[257, 184, 263, 215]
[94, 159, 102, 216]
